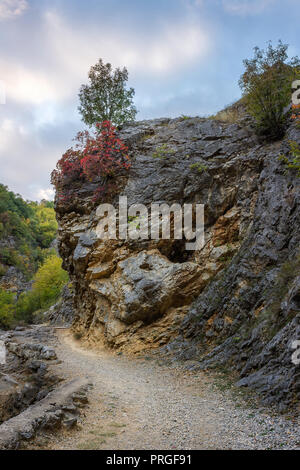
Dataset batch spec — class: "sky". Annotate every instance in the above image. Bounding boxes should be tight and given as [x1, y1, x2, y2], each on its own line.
[0, 0, 300, 201]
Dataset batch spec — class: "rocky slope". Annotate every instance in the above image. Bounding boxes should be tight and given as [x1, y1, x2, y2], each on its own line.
[55, 116, 300, 411]
[0, 325, 90, 449]
[47, 285, 74, 327]
[0, 326, 59, 425]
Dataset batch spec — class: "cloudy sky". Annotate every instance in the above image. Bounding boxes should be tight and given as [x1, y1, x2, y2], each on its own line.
[0, 0, 299, 200]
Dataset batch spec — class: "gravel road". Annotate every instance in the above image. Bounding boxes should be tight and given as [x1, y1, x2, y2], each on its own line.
[44, 330, 300, 450]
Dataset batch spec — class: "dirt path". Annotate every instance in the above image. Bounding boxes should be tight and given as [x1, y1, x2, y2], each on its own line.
[45, 330, 300, 450]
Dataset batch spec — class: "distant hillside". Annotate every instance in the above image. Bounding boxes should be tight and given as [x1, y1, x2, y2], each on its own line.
[0, 184, 57, 288]
[0, 184, 70, 329]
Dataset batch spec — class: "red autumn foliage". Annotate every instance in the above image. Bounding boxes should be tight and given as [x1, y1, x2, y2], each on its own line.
[80, 121, 130, 179]
[51, 121, 130, 203]
[92, 182, 117, 203]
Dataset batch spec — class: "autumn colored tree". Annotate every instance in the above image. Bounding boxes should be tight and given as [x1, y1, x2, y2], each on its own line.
[14, 253, 68, 324]
[51, 121, 131, 203]
[78, 59, 137, 127]
[239, 40, 300, 139]
[80, 121, 130, 179]
[31, 254, 68, 308]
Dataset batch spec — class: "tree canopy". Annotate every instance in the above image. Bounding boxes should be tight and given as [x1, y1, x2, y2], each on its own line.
[239, 40, 300, 139]
[78, 59, 137, 127]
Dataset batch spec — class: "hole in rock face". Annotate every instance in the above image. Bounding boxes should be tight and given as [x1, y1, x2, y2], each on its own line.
[292, 293, 300, 309]
[140, 262, 151, 270]
[158, 240, 191, 263]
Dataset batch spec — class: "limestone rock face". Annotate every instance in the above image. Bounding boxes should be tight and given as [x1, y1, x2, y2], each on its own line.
[90, 250, 201, 335]
[47, 285, 74, 327]
[0, 327, 60, 425]
[0, 266, 32, 294]
[55, 116, 300, 409]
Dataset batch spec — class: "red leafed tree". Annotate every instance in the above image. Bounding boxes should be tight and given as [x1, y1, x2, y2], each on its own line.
[80, 121, 130, 179]
[51, 148, 82, 188]
[51, 121, 130, 203]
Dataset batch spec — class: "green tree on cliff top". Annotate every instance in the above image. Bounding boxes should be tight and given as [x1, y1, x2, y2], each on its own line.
[78, 59, 137, 127]
[239, 40, 300, 139]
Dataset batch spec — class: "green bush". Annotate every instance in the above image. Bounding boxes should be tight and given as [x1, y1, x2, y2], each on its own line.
[239, 40, 300, 140]
[30, 201, 57, 248]
[15, 290, 40, 324]
[15, 254, 68, 324]
[32, 254, 68, 308]
[279, 141, 300, 177]
[0, 289, 15, 329]
[190, 162, 208, 173]
[152, 144, 175, 159]
[0, 264, 6, 277]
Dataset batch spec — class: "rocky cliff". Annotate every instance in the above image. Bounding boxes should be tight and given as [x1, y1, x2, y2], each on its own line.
[55, 115, 300, 411]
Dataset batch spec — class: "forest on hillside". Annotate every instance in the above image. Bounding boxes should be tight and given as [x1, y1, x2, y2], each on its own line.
[0, 184, 68, 328]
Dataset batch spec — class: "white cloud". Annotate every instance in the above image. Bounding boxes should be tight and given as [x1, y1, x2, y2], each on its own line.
[0, 10, 212, 109]
[0, 60, 63, 105]
[0, 7, 213, 200]
[44, 10, 211, 77]
[32, 186, 55, 201]
[0, 118, 15, 151]
[0, 114, 68, 200]
[0, 0, 28, 20]
[222, 0, 275, 15]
